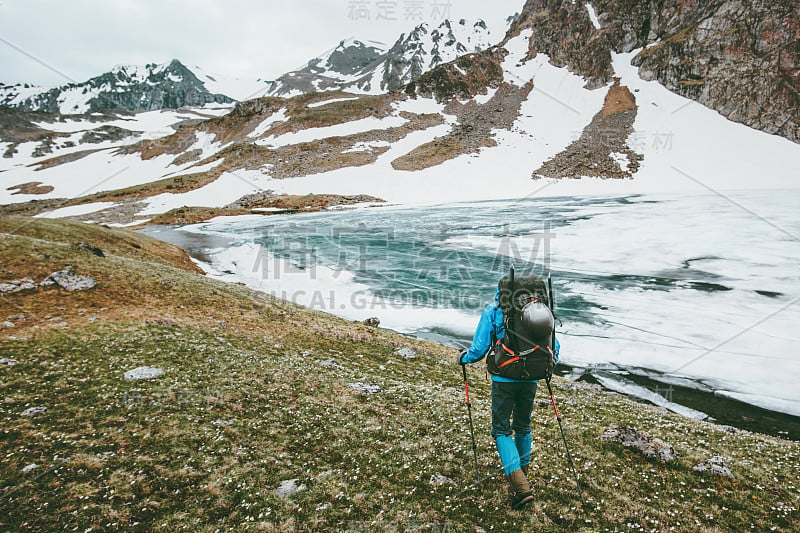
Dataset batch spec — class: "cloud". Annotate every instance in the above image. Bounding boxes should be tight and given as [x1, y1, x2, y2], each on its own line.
[0, 0, 524, 87]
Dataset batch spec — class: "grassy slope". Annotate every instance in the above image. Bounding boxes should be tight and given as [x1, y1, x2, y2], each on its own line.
[0, 218, 798, 532]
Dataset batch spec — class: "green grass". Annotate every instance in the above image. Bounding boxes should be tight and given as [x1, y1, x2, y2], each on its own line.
[1, 217, 798, 531]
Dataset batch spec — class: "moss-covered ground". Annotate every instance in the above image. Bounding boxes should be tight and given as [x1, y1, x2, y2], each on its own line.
[1, 217, 798, 531]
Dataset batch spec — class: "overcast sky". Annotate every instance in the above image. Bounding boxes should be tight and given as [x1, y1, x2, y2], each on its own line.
[0, 0, 526, 88]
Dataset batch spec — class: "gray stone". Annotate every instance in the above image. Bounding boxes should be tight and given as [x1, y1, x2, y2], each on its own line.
[693, 456, 734, 478]
[363, 317, 381, 327]
[598, 424, 679, 463]
[213, 418, 236, 426]
[123, 366, 164, 381]
[42, 268, 95, 291]
[396, 347, 417, 359]
[21, 406, 48, 417]
[275, 479, 307, 499]
[21, 464, 38, 473]
[429, 474, 457, 487]
[347, 382, 382, 394]
[0, 278, 37, 294]
[317, 358, 342, 370]
[2, 321, 14, 328]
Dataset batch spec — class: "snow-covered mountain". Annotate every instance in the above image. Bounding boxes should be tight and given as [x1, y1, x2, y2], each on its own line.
[0, 59, 234, 115]
[265, 19, 500, 96]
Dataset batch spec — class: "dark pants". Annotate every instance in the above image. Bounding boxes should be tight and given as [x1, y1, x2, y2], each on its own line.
[491, 380, 538, 438]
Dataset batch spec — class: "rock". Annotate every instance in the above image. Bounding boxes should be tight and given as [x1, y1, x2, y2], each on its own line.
[42, 268, 96, 291]
[123, 366, 164, 380]
[21, 464, 38, 473]
[712, 424, 740, 435]
[315, 502, 332, 511]
[6, 314, 25, 321]
[693, 456, 734, 478]
[21, 406, 47, 417]
[274, 479, 307, 499]
[0, 278, 37, 294]
[317, 359, 342, 370]
[2, 321, 14, 328]
[213, 418, 236, 426]
[363, 317, 381, 327]
[347, 382, 382, 394]
[0, 358, 16, 365]
[396, 347, 417, 359]
[429, 474, 457, 487]
[76, 242, 104, 257]
[4, 397, 15, 403]
[563, 381, 603, 393]
[598, 424, 679, 463]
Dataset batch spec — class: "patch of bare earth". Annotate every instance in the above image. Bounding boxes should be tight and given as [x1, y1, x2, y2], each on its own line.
[141, 194, 384, 227]
[533, 79, 643, 179]
[7, 182, 55, 195]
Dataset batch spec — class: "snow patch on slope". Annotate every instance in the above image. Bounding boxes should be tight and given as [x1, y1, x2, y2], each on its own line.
[586, 3, 602, 29]
[611, 50, 800, 193]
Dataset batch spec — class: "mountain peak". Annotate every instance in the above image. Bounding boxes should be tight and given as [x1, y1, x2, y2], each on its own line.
[266, 17, 504, 97]
[1, 59, 233, 114]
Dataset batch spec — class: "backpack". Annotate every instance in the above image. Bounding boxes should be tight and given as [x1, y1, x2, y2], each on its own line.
[486, 272, 556, 381]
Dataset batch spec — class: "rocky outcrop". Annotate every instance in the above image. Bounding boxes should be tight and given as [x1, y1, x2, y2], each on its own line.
[693, 455, 735, 478]
[599, 424, 680, 462]
[404, 48, 506, 102]
[505, 0, 614, 89]
[630, 0, 800, 143]
[395, 79, 531, 170]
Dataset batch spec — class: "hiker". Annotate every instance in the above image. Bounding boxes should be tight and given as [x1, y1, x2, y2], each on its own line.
[458, 273, 559, 509]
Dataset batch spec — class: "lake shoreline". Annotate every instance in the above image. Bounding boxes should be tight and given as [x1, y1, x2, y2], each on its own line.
[140, 221, 800, 442]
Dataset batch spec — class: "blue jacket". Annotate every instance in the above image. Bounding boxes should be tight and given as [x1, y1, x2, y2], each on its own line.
[462, 288, 560, 382]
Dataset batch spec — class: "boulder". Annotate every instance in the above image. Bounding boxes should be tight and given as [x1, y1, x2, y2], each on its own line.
[21, 406, 48, 417]
[693, 456, 734, 478]
[317, 359, 342, 370]
[275, 479, 307, 499]
[429, 474, 457, 487]
[124, 366, 164, 381]
[0, 278, 37, 294]
[363, 317, 381, 327]
[347, 382, 382, 394]
[598, 424, 679, 463]
[396, 347, 417, 359]
[41, 268, 95, 291]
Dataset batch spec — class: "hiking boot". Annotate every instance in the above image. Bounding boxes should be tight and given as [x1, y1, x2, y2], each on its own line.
[508, 465, 530, 496]
[506, 469, 535, 509]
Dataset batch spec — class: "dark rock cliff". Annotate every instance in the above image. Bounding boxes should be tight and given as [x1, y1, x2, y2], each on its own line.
[505, 0, 799, 143]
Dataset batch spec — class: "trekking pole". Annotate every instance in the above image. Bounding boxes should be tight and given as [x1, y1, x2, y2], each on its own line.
[545, 377, 586, 507]
[461, 362, 482, 490]
[547, 275, 587, 507]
